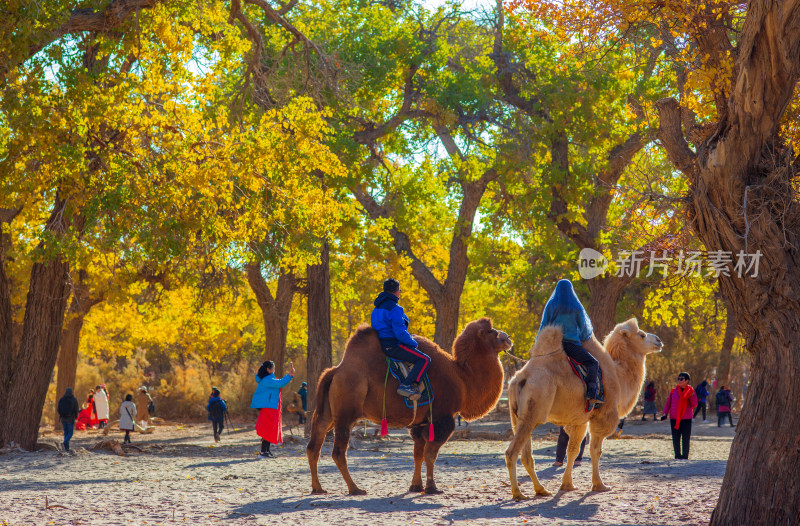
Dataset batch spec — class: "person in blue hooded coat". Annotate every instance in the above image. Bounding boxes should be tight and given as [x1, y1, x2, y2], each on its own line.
[250, 360, 295, 458]
[539, 279, 604, 403]
[370, 278, 430, 401]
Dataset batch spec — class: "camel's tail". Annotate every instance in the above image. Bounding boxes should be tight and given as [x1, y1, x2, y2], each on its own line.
[311, 367, 336, 428]
[508, 377, 522, 434]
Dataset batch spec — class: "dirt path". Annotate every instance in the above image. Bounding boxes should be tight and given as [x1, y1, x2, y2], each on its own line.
[0, 416, 735, 525]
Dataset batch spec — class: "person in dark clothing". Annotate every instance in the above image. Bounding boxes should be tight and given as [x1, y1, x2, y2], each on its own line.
[371, 278, 430, 401]
[642, 381, 658, 420]
[207, 387, 227, 442]
[554, 427, 587, 467]
[539, 279, 603, 403]
[693, 380, 710, 422]
[297, 382, 308, 424]
[716, 386, 735, 427]
[57, 387, 80, 451]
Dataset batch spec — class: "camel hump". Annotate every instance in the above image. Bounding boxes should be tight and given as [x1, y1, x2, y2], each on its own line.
[530, 326, 564, 357]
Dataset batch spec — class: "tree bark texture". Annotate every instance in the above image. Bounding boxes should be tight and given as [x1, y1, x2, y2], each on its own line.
[716, 306, 737, 388]
[655, 2, 800, 523]
[53, 270, 102, 428]
[305, 241, 332, 427]
[245, 263, 295, 377]
[0, 200, 71, 450]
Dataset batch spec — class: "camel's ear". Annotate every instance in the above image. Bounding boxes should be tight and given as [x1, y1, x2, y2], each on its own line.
[619, 327, 630, 337]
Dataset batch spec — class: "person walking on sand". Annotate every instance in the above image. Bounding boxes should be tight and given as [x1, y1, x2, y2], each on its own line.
[661, 372, 698, 459]
[539, 279, 603, 404]
[716, 385, 735, 427]
[119, 394, 137, 444]
[371, 278, 430, 401]
[57, 387, 80, 451]
[642, 381, 658, 421]
[135, 386, 153, 430]
[207, 387, 227, 442]
[297, 382, 308, 425]
[94, 384, 109, 429]
[693, 379, 710, 422]
[251, 360, 295, 458]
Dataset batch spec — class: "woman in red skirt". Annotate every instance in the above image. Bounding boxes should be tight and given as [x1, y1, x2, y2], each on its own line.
[250, 360, 295, 458]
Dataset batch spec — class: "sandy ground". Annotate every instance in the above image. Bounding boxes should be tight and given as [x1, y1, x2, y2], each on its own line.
[0, 413, 736, 526]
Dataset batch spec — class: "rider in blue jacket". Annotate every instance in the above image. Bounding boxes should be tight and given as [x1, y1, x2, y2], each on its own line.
[539, 279, 603, 404]
[371, 278, 430, 401]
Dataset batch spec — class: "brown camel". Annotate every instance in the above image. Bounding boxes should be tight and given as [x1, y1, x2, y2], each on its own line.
[307, 318, 512, 495]
[505, 318, 662, 500]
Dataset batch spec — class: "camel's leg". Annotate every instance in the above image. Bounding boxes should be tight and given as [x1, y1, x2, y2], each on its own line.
[520, 433, 551, 497]
[589, 434, 610, 492]
[422, 440, 445, 494]
[306, 414, 334, 494]
[559, 423, 588, 492]
[409, 437, 425, 492]
[331, 422, 366, 495]
[409, 417, 454, 494]
[505, 414, 541, 501]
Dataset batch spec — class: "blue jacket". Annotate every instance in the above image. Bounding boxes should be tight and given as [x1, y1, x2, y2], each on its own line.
[696, 381, 709, 403]
[206, 395, 227, 421]
[250, 373, 293, 409]
[538, 279, 593, 344]
[370, 292, 418, 349]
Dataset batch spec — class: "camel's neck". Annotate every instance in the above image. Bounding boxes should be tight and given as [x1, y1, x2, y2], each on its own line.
[612, 350, 647, 416]
[455, 352, 504, 420]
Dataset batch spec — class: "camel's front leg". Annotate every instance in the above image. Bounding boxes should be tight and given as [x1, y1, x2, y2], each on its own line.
[409, 437, 425, 492]
[560, 423, 588, 492]
[589, 434, 610, 492]
[331, 423, 366, 495]
[420, 418, 454, 494]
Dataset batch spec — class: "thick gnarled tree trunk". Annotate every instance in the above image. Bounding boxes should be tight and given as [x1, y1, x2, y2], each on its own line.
[655, 2, 800, 522]
[0, 200, 71, 450]
[245, 263, 295, 377]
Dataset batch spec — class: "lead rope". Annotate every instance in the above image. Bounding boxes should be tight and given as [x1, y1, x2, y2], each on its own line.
[428, 388, 434, 441]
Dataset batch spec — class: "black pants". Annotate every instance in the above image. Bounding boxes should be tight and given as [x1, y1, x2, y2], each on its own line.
[562, 341, 599, 389]
[693, 402, 707, 420]
[670, 419, 691, 459]
[555, 427, 587, 462]
[123, 430, 131, 443]
[382, 344, 431, 386]
[212, 419, 224, 436]
[261, 439, 271, 453]
[718, 412, 734, 426]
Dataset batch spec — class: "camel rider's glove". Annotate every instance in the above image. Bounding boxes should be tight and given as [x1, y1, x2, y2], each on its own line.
[660, 415, 668, 421]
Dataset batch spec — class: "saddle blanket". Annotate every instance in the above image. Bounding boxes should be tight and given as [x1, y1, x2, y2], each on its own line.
[387, 358, 434, 408]
[567, 357, 604, 412]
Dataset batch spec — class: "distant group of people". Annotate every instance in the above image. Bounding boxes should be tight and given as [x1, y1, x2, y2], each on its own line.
[56, 384, 154, 450]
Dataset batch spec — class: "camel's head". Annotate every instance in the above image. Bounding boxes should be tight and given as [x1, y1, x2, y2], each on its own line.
[456, 317, 513, 356]
[605, 318, 663, 355]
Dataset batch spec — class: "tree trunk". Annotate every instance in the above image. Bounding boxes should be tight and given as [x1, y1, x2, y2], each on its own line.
[305, 241, 331, 428]
[0, 218, 16, 435]
[654, 3, 800, 520]
[245, 263, 295, 377]
[53, 270, 101, 428]
[585, 277, 629, 338]
[716, 306, 737, 387]
[0, 200, 71, 450]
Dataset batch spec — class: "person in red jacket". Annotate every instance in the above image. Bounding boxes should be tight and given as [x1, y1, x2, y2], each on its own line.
[661, 372, 698, 459]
